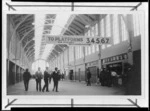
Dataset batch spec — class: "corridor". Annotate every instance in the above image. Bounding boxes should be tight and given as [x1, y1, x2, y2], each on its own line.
[7, 79, 125, 95]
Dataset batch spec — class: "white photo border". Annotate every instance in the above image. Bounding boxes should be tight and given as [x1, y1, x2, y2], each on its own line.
[2, 10, 148, 110]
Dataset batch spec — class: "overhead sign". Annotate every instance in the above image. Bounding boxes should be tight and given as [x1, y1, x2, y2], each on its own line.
[44, 35, 112, 45]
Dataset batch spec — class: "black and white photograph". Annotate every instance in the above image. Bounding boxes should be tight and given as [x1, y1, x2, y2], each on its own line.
[2, 1, 148, 110]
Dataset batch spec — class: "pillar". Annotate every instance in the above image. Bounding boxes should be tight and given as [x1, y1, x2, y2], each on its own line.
[7, 59, 9, 87]
[98, 15, 102, 71]
[123, 14, 134, 65]
[73, 46, 76, 81]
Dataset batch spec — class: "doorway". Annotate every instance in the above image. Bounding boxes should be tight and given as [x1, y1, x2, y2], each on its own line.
[88, 66, 97, 83]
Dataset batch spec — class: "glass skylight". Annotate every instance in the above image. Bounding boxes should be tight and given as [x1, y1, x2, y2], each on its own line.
[41, 13, 71, 60]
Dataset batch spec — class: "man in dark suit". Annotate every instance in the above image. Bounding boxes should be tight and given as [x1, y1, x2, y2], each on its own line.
[86, 68, 91, 86]
[52, 67, 60, 92]
[23, 69, 31, 91]
[42, 67, 50, 92]
[35, 67, 43, 92]
[100, 68, 105, 86]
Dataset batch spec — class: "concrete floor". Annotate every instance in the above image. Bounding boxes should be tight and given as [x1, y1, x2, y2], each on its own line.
[7, 79, 125, 95]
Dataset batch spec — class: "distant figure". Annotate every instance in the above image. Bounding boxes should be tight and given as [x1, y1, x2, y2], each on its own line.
[62, 73, 65, 81]
[52, 67, 60, 92]
[48, 71, 52, 84]
[99, 68, 105, 86]
[124, 63, 138, 95]
[35, 67, 43, 92]
[58, 70, 61, 81]
[69, 70, 73, 81]
[23, 69, 31, 91]
[86, 68, 91, 86]
[42, 67, 50, 92]
[106, 69, 112, 87]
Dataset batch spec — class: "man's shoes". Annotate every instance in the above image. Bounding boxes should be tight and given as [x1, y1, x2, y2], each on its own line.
[46, 90, 49, 92]
[56, 91, 59, 92]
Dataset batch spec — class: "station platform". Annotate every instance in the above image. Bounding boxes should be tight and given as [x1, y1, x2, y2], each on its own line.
[7, 79, 125, 95]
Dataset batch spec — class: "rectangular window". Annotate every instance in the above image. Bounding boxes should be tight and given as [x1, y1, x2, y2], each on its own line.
[133, 13, 141, 37]
[80, 46, 83, 58]
[100, 19, 105, 49]
[113, 15, 120, 45]
[91, 26, 95, 53]
[76, 46, 78, 60]
[95, 23, 99, 51]
[121, 15, 129, 41]
[85, 46, 88, 56]
[88, 30, 91, 55]
[106, 15, 112, 47]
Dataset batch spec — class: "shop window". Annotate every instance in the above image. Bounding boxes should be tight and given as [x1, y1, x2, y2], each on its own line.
[113, 15, 120, 45]
[106, 15, 112, 47]
[133, 13, 141, 37]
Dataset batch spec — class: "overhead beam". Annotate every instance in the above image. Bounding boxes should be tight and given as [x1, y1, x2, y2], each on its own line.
[76, 15, 90, 25]
[53, 49, 59, 55]
[72, 20, 85, 30]
[23, 39, 34, 49]
[57, 45, 64, 51]
[80, 15, 93, 23]
[70, 23, 84, 33]
[27, 48, 35, 57]
[68, 27, 80, 35]
[25, 44, 34, 54]
[70, 25, 83, 33]
[19, 28, 34, 43]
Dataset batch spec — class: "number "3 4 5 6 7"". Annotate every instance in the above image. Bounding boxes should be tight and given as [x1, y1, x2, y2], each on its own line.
[86, 38, 110, 44]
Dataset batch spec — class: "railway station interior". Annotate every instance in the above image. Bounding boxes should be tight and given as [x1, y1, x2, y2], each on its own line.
[4, 2, 147, 95]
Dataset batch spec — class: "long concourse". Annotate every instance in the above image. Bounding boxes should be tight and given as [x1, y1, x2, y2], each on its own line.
[6, 4, 143, 96]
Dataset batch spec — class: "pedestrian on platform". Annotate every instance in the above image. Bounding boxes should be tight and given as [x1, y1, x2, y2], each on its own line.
[23, 69, 31, 91]
[86, 68, 91, 86]
[62, 72, 64, 81]
[42, 67, 50, 92]
[124, 63, 135, 95]
[49, 71, 52, 84]
[35, 67, 43, 92]
[106, 68, 112, 87]
[100, 68, 105, 86]
[52, 67, 60, 92]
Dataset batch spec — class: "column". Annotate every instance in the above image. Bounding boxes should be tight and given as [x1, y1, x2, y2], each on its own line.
[98, 15, 102, 70]
[123, 14, 134, 65]
[7, 59, 9, 87]
[73, 46, 76, 81]
[118, 14, 123, 42]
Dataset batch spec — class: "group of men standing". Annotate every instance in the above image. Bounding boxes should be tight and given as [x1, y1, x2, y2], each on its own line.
[99, 68, 119, 87]
[23, 67, 61, 92]
[86, 68, 119, 87]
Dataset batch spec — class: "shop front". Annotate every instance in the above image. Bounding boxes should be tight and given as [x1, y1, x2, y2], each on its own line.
[101, 53, 128, 86]
[85, 60, 99, 83]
